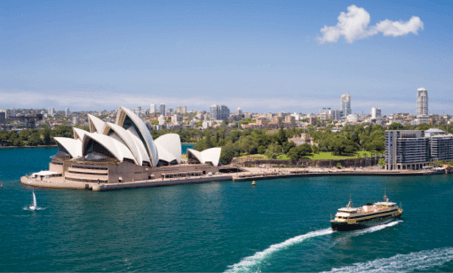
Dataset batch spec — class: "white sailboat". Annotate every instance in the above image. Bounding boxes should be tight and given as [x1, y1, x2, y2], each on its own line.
[29, 190, 37, 211]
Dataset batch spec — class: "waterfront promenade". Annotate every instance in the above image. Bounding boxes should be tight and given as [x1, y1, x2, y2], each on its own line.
[20, 166, 447, 191]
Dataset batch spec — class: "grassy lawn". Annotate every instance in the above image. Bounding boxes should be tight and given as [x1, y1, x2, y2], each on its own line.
[239, 154, 267, 159]
[239, 151, 376, 161]
[309, 151, 372, 160]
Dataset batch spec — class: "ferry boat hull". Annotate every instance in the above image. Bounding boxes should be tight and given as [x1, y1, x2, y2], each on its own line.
[331, 213, 402, 231]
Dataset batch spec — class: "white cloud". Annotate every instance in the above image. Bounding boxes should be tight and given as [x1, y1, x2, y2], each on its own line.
[317, 5, 424, 44]
[372, 16, 424, 37]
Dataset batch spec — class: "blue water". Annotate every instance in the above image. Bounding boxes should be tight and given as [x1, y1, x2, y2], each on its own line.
[1, 147, 453, 272]
[181, 143, 194, 154]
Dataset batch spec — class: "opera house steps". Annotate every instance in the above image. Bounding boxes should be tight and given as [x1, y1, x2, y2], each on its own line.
[67, 167, 109, 175]
[65, 172, 109, 183]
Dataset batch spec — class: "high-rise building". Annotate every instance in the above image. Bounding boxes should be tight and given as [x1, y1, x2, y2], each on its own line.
[158, 115, 166, 125]
[171, 114, 181, 124]
[371, 107, 381, 119]
[48, 108, 54, 117]
[135, 106, 142, 117]
[182, 106, 187, 114]
[385, 129, 453, 170]
[11, 107, 16, 117]
[340, 93, 351, 118]
[72, 116, 79, 126]
[65, 108, 70, 118]
[0, 109, 8, 119]
[150, 104, 156, 114]
[210, 105, 230, 121]
[159, 103, 165, 115]
[176, 106, 182, 114]
[417, 87, 428, 117]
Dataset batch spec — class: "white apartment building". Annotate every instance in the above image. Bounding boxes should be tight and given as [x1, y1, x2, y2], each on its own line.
[371, 107, 382, 119]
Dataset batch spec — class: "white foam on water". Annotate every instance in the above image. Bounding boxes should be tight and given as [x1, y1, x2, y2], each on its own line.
[23, 206, 46, 211]
[226, 220, 404, 273]
[225, 228, 334, 273]
[324, 247, 453, 273]
[352, 220, 402, 236]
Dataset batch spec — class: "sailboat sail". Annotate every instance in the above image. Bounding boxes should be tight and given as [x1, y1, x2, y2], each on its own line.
[32, 191, 37, 207]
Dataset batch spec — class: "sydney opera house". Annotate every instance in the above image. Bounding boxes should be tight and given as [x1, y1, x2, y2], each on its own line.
[42, 107, 223, 185]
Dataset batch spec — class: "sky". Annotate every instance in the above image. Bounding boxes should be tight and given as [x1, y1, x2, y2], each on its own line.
[1, 0, 453, 114]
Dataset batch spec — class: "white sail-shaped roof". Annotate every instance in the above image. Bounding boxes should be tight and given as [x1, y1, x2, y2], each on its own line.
[54, 137, 83, 158]
[88, 114, 106, 133]
[102, 122, 150, 166]
[154, 143, 177, 163]
[187, 147, 222, 166]
[116, 107, 158, 166]
[73, 127, 88, 141]
[82, 132, 135, 162]
[154, 133, 182, 163]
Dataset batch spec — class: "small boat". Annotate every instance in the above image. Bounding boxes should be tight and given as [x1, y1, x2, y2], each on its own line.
[331, 193, 402, 231]
[29, 190, 37, 211]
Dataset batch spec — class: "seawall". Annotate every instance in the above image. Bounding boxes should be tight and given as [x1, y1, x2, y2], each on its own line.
[20, 167, 447, 192]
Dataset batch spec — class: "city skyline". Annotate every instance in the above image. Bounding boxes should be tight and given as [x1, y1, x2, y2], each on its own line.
[1, 1, 453, 114]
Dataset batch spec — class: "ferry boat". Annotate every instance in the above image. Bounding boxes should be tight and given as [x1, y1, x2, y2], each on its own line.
[331, 194, 403, 231]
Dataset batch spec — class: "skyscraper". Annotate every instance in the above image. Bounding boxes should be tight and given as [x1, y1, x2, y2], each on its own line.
[417, 87, 428, 117]
[159, 103, 165, 115]
[371, 107, 381, 119]
[340, 93, 351, 118]
[210, 105, 230, 121]
[150, 104, 156, 114]
[135, 106, 142, 117]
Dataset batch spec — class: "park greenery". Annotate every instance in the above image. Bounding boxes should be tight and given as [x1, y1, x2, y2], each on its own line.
[191, 124, 391, 165]
[0, 125, 74, 146]
[2, 120, 452, 167]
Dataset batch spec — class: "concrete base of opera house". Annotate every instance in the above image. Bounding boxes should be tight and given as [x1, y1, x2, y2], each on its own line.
[20, 159, 240, 191]
[20, 174, 234, 191]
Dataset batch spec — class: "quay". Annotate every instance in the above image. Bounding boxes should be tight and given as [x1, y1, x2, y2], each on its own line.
[231, 167, 446, 182]
[20, 166, 448, 192]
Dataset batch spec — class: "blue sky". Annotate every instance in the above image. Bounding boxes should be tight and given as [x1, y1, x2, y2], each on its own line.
[1, 0, 452, 114]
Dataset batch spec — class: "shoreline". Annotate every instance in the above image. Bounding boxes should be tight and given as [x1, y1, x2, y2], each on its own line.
[2, 143, 195, 149]
[0, 145, 57, 149]
[20, 167, 448, 192]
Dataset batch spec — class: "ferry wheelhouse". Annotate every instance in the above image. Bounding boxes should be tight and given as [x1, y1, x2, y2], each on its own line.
[331, 194, 403, 231]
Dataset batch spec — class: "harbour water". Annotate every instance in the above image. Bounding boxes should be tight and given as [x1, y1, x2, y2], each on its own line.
[1, 147, 453, 272]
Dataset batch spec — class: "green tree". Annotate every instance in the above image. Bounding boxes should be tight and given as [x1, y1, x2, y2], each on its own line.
[378, 158, 386, 166]
[312, 145, 319, 154]
[43, 127, 51, 145]
[265, 143, 283, 159]
[28, 132, 42, 146]
[388, 123, 404, 130]
[219, 144, 240, 165]
[286, 144, 312, 160]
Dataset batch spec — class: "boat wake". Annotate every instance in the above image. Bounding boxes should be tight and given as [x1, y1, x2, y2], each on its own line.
[225, 228, 334, 273]
[351, 220, 402, 236]
[23, 206, 46, 211]
[324, 247, 453, 273]
[225, 221, 403, 273]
